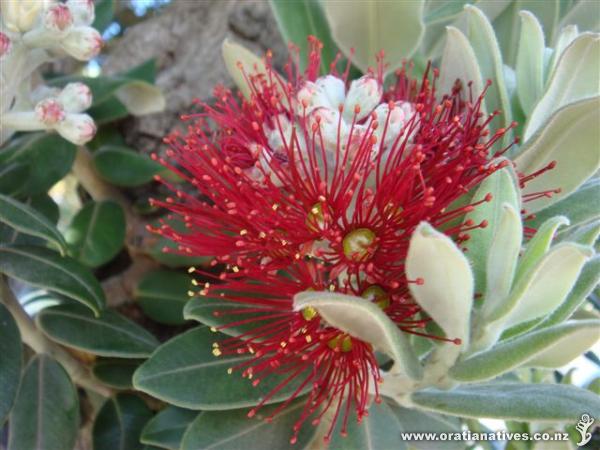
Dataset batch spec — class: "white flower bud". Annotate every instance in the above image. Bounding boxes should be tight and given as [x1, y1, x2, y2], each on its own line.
[372, 101, 414, 147]
[44, 4, 73, 33]
[35, 98, 66, 126]
[343, 76, 382, 122]
[66, 0, 95, 26]
[1, 0, 45, 33]
[31, 85, 62, 105]
[58, 82, 92, 113]
[55, 113, 96, 145]
[315, 75, 346, 109]
[0, 32, 11, 58]
[309, 107, 349, 151]
[60, 26, 102, 61]
[296, 81, 330, 116]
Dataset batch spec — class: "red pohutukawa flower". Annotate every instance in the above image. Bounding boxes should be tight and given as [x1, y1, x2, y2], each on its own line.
[150, 37, 534, 443]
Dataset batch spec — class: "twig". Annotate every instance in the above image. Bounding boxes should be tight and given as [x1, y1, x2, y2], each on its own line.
[72, 146, 159, 305]
[0, 277, 113, 397]
[101, 256, 158, 307]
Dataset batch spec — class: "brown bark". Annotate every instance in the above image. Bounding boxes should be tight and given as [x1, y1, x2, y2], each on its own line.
[103, 0, 286, 152]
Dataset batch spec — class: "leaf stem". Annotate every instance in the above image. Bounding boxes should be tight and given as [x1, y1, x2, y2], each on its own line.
[0, 276, 113, 397]
[72, 146, 159, 305]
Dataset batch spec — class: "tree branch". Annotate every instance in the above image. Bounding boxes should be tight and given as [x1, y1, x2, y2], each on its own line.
[0, 276, 113, 397]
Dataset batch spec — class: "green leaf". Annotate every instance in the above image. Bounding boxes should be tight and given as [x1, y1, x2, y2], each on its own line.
[37, 303, 159, 358]
[0, 194, 60, 248]
[525, 34, 600, 140]
[148, 217, 211, 268]
[0, 133, 76, 196]
[8, 355, 79, 450]
[65, 201, 126, 268]
[0, 302, 21, 424]
[516, 97, 600, 213]
[548, 25, 579, 76]
[183, 294, 265, 337]
[424, 0, 470, 24]
[93, 394, 153, 450]
[87, 126, 127, 152]
[181, 399, 315, 450]
[560, 220, 600, 246]
[0, 162, 29, 196]
[516, 11, 545, 116]
[492, 0, 563, 66]
[323, 0, 425, 75]
[141, 406, 198, 450]
[421, 0, 511, 60]
[269, 0, 338, 73]
[0, 193, 68, 255]
[439, 26, 484, 103]
[135, 270, 190, 325]
[559, 0, 600, 33]
[0, 245, 105, 315]
[450, 320, 600, 382]
[410, 382, 600, 421]
[464, 5, 512, 138]
[293, 291, 423, 380]
[133, 327, 309, 410]
[463, 166, 520, 294]
[222, 40, 270, 100]
[515, 215, 570, 285]
[93, 146, 163, 187]
[488, 243, 592, 327]
[387, 401, 462, 450]
[406, 223, 473, 346]
[539, 256, 600, 328]
[483, 204, 522, 317]
[588, 377, 600, 395]
[89, 95, 130, 124]
[92, 0, 116, 32]
[528, 179, 600, 235]
[92, 359, 143, 389]
[325, 399, 405, 450]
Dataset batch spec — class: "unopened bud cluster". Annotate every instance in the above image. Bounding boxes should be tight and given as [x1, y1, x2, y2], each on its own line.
[1, 0, 101, 145]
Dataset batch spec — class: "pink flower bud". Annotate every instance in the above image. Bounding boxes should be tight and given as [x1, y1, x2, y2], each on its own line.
[44, 4, 74, 32]
[66, 0, 95, 26]
[58, 82, 93, 113]
[35, 99, 66, 126]
[0, 32, 11, 58]
[56, 113, 96, 145]
[61, 26, 102, 61]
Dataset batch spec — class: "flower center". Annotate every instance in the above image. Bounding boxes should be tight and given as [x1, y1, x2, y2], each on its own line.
[301, 306, 318, 321]
[342, 228, 377, 261]
[327, 334, 353, 352]
[361, 285, 390, 310]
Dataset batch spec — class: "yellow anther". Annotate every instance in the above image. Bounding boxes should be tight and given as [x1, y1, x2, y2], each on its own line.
[301, 307, 318, 321]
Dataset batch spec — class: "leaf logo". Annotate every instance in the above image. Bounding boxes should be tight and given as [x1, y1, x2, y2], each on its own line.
[575, 413, 595, 447]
